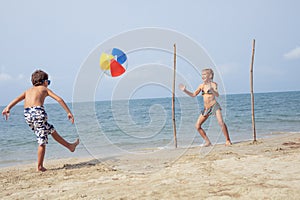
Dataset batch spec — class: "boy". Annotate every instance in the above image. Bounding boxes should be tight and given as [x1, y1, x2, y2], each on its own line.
[179, 68, 232, 146]
[2, 70, 79, 172]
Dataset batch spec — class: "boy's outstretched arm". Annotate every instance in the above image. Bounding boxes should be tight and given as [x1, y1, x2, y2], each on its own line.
[2, 92, 26, 120]
[47, 89, 74, 124]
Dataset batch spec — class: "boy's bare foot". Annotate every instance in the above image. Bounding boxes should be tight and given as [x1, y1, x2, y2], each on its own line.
[203, 142, 212, 147]
[225, 140, 232, 146]
[69, 139, 80, 152]
[37, 166, 47, 172]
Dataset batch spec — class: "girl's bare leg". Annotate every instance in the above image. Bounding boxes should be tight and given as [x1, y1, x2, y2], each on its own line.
[195, 114, 212, 146]
[37, 145, 47, 172]
[51, 131, 79, 152]
[216, 110, 232, 146]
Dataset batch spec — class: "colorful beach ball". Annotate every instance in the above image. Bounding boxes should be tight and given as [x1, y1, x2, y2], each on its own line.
[100, 48, 128, 77]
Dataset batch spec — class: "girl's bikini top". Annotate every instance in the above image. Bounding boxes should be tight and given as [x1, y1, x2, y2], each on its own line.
[202, 89, 213, 95]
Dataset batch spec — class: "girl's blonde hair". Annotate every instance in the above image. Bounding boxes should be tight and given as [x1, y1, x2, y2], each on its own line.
[202, 68, 214, 80]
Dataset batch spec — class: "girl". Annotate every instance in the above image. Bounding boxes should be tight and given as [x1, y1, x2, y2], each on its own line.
[179, 68, 232, 146]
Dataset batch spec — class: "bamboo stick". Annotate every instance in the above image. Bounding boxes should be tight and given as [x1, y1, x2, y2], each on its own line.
[250, 39, 257, 142]
[172, 44, 177, 148]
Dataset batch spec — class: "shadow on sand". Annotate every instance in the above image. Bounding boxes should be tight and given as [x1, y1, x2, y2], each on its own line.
[50, 157, 119, 171]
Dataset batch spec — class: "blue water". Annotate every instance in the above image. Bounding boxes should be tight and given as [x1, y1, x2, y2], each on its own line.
[1, 91, 300, 167]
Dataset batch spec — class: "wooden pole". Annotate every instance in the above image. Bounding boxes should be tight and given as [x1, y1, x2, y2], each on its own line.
[250, 39, 257, 142]
[172, 43, 178, 148]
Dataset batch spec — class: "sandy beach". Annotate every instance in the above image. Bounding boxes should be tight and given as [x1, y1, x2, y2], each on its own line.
[1, 133, 300, 200]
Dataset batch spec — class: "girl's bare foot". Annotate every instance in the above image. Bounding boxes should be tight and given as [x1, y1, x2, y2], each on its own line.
[69, 139, 80, 152]
[225, 140, 232, 146]
[203, 142, 212, 147]
[37, 166, 47, 172]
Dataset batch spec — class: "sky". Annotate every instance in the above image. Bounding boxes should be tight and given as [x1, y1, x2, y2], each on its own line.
[1, 0, 300, 106]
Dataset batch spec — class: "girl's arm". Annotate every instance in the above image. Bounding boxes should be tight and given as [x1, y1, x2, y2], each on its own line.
[179, 83, 202, 97]
[47, 89, 74, 124]
[209, 82, 219, 97]
[2, 92, 26, 120]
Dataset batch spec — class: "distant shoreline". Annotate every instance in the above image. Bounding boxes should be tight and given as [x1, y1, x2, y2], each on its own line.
[1, 90, 299, 107]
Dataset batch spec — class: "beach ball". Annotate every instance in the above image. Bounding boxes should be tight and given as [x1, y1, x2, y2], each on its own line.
[100, 48, 128, 77]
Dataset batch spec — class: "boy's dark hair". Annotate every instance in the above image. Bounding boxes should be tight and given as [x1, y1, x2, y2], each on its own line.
[31, 70, 48, 86]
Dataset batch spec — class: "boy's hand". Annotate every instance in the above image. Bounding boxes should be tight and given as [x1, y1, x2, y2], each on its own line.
[2, 108, 10, 120]
[68, 113, 74, 124]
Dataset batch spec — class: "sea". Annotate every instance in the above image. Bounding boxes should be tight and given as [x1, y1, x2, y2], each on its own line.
[0, 91, 300, 168]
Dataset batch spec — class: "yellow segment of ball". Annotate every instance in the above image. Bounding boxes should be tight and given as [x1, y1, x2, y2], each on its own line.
[100, 53, 114, 70]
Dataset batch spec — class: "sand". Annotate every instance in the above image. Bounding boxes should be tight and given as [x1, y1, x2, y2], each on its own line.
[1, 133, 300, 200]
